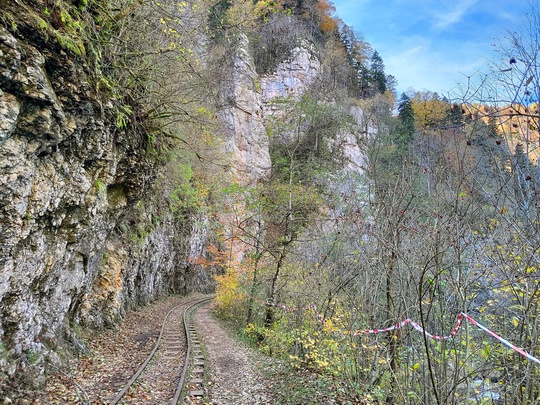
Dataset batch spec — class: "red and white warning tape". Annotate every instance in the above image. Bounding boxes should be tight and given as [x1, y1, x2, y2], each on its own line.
[315, 305, 540, 365]
[269, 301, 540, 365]
[351, 313, 464, 340]
[311, 304, 462, 340]
[461, 313, 540, 365]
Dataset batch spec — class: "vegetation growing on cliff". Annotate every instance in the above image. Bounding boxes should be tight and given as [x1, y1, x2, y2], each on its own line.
[4, 0, 540, 403]
[209, 2, 540, 404]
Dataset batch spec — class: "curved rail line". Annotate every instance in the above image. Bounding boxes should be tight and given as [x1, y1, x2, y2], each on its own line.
[109, 296, 213, 405]
[171, 298, 210, 403]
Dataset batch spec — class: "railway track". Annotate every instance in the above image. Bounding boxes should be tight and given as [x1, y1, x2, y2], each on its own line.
[108, 296, 213, 404]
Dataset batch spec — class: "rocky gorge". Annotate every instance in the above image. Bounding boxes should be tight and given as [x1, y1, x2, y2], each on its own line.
[0, 0, 368, 391]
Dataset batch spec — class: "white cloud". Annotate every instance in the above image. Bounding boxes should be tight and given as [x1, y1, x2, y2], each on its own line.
[384, 39, 485, 95]
[332, 0, 530, 94]
[432, 0, 479, 29]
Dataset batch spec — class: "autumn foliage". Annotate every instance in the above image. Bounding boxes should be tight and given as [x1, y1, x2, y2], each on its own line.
[316, 0, 337, 33]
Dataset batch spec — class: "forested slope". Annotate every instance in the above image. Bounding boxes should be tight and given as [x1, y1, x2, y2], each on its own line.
[0, 0, 382, 395]
[1, 0, 540, 403]
[209, 3, 540, 404]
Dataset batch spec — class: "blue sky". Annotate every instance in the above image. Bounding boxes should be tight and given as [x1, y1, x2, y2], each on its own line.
[332, 0, 530, 97]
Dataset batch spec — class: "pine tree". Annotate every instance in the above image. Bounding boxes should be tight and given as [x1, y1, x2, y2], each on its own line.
[445, 101, 464, 128]
[396, 93, 415, 146]
[358, 63, 371, 97]
[369, 50, 387, 94]
[338, 23, 372, 98]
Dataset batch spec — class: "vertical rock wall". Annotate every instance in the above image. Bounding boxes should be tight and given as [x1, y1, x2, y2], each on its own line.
[217, 33, 271, 186]
[260, 41, 321, 114]
[259, 41, 366, 174]
[0, 19, 198, 382]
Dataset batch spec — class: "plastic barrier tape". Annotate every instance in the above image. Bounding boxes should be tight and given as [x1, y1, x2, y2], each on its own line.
[245, 294, 540, 364]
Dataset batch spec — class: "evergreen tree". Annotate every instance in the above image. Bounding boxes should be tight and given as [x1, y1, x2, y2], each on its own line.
[396, 92, 415, 146]
[358, 64, 371, 98]
[386, 74, 397, 95]
[337, 24, 389, 99]
[369, 50, 387, 94]
[445, 101, 464, 128]
[338, 23, 372, 98]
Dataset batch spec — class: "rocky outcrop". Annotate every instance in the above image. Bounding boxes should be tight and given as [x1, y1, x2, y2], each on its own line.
[217, 33, 271, 186]
[260, 42, 321, 116]
[259, 42, 366, 173]
[0, 19, 198, 384]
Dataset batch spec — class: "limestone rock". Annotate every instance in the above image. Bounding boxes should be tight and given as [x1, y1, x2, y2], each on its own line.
[260, 42, 321, 115]
[260, 41, 366, 174]
[217, 33, 271, 186]
[0, 90, 20, 143]
[0, 21, 199, 383]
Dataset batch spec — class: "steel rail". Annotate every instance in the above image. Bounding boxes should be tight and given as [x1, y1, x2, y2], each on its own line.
[108, 296, 212, 405]
[171, 297, 213, 404]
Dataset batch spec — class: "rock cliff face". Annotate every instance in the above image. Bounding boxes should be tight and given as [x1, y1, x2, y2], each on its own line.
[0, 20, 197, 382]
[260, 42, 321, 113]
[259, 41, 366, 173]
[218, 33, 271, 186]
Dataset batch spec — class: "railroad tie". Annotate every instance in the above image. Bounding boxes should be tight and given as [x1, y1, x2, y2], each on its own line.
[189, 390, 204, 397]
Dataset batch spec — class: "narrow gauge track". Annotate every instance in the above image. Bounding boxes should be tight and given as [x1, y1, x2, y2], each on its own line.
[109, 296, 213, 404]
